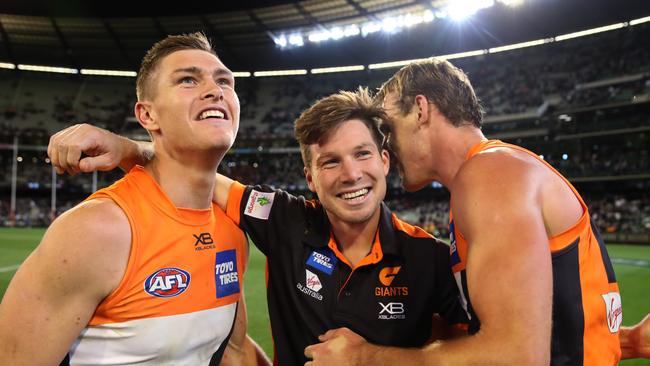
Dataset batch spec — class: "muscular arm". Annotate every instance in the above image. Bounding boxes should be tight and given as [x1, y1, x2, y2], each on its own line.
[48, 123, 152, 175]
[620, 314, 650, 359]
[0, 199, 131, 365]
[220, 293, 271, 366]
[48, 124, 237, 211]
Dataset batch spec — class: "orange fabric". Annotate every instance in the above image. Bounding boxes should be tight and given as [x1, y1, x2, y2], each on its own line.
[86, 166, 247, 325]
[454, 140, 621, 365]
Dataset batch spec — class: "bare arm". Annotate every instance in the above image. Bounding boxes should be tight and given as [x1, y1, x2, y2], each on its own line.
[305, 155, 552, 365]
[220, 295, 271, 366]
[0, 199, 131, 365]
[620, 314, 650, 359]
[48, 123, 153, 175]
[47, 124, 238, 211]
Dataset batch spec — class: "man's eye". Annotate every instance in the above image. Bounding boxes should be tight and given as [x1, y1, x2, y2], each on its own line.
[179, 77, 197, 85]
[217, 78, 232, 86]
[322, 160, 338, 169]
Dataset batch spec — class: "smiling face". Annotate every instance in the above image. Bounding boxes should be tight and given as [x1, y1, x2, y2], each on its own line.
[136, 49, 240, 157]
[304, 119, 390, 226]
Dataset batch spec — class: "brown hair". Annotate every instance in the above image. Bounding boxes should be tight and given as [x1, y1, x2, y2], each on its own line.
[294, 87, 386, 169]
[377, 58, 484, 128]
[136, 32, 215, 101]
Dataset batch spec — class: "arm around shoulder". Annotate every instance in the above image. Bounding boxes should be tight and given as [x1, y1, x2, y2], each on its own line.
[0, 198, 131, 365]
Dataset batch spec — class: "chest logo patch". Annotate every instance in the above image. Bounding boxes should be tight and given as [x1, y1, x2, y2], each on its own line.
[215, 250, 240, 298]
[144, 267, 191, 298]
[244, 190, 275, 220]
[306, 248, 338, 275]
[601, 292, 622, 333]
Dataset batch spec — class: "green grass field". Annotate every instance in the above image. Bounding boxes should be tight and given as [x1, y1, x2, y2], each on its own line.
[1, 227, 649, 364]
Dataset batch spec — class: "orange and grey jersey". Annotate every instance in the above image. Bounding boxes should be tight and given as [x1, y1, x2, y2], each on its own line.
[449, 140, 621, 365]
[226, 182, 468, 366]
[63, 166, 247, 366]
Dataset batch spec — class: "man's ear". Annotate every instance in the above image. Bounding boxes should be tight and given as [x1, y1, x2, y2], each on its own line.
[414, 94, 430, 128]
[304, 166, 316, 193]
[134, 101, 160, 133]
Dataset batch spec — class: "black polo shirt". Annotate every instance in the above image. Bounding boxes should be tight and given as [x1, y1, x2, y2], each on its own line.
[226, 182, 467, 366]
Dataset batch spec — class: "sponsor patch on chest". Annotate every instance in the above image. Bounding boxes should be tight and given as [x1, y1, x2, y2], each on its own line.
[244, 190, 275, 220]
[144, 267, 191, 298]
[306, 248, 338, 275]
[296, 269, 324, 301]
[215, 250, 240, 298]
[601, 291, 622, 333]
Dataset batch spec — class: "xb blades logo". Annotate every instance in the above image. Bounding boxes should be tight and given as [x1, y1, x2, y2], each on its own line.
[194, 232, 214, 246]
[379, 266, 401, 286]
[256, 197, 271, 206]
[379, 302, 404, 315]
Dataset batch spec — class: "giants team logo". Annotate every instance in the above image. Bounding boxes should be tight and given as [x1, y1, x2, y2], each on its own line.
[375, 266, 408, 297]
[602, 292, 623, 333]
[144, 267, 191, 298]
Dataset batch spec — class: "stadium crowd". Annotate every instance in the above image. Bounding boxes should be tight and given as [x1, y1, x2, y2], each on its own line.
[1, 23, 649, 242]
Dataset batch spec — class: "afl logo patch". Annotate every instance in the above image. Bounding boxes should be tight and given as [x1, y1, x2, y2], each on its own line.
[144, 267, 191, 298]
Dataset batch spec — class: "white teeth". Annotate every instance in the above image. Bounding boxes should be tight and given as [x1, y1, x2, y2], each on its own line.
[199, 110, 225, 120]
[341, 188, 369, 200]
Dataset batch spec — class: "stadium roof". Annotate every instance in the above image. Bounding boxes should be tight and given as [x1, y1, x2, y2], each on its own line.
[0, 0, 648, 72]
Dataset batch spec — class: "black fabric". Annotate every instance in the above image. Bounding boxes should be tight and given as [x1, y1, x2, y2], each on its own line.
[237, 184, 467, 366]
[591, 220, 617, 283]
[550, 238, 584, 366]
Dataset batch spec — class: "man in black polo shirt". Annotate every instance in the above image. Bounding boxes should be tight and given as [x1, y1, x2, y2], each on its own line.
[48, 89, 468, 365]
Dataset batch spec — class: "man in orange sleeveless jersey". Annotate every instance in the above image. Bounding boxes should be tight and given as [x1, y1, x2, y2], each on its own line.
[0, 33, 268, 365]
[303, 59, 650, 365]
[45, 89, 468, 366]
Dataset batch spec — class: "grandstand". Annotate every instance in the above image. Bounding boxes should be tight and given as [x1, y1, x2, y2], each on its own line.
[1, 0, 649, 363]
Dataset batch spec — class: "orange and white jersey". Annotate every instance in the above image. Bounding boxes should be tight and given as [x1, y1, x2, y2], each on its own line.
[64, 166, 247, 366]
[449, 140, 621, 365]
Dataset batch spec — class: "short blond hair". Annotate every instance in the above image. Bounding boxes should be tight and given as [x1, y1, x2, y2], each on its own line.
[377, 58, 484, 128]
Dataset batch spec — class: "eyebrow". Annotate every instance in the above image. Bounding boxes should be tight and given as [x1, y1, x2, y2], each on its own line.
[171, 67, 234, 79]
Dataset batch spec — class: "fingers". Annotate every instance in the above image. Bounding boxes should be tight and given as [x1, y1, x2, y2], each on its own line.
[48, 123, 103, 175]
[304, 344, 316, 360]
[318, 327, 351, 341]
[79, 155, 115, 173]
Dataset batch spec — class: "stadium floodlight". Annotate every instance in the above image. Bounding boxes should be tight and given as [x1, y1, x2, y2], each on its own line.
[498, 0, 524, 6]
[253, 69, 308, 77]
[382, 17, 399, 33]
[288, 34, 304, 47]
[488, 38, 549, 53]
[80, 69, 137, 77]
[232, 71, 252, 78]
[555, 22, 626, 41]
[0, 62, 16, 69]
[446, 0, 495, 21]
[361, 22, 382, 37]
[439, 49, 487, 60]
[273, 35, 288, 47]
[311, 65, 365, 74]
[629, 16, 650, 26]
[17, 64, 78, 74]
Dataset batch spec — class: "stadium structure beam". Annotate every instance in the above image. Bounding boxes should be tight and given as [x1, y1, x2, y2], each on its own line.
[101, 19, 134, 69]
[0, 17, 16, 65]
[151, 17, 169, 39]
[292, 2, 326, 30]
[245, 9, 279, 46]
[198, 16, 246, 70]
[344, 0, 381, 22]
[50, 17, 80, 70]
